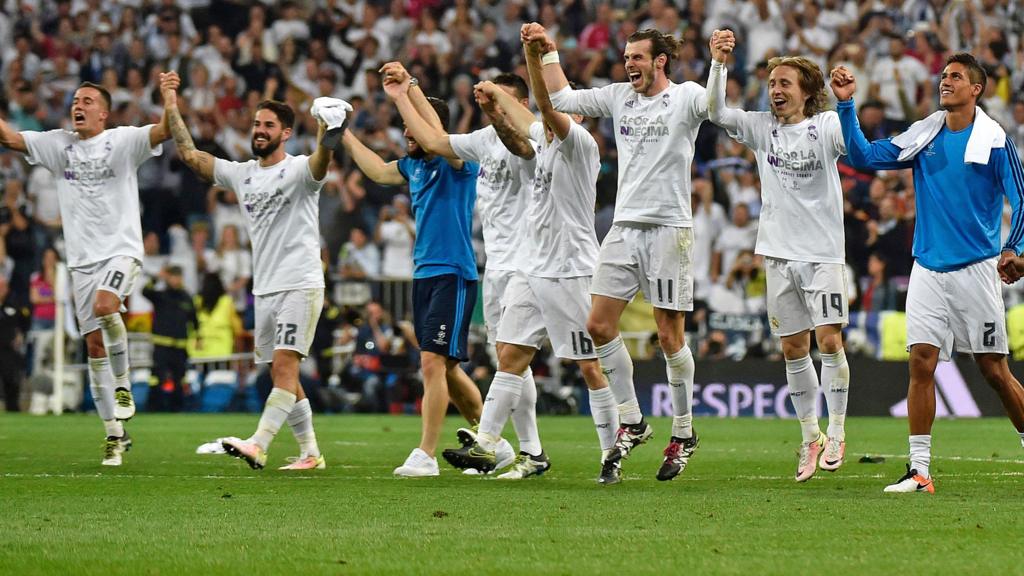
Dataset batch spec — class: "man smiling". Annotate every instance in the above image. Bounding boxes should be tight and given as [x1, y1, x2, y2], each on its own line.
[832, 54, 1024, 493]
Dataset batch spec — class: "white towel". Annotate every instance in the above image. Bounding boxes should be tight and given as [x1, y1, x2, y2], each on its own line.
[890, 106, 1006, 164]
[310, 97, 353, 129]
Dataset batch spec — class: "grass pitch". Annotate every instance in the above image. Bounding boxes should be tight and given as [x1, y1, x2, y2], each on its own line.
[2, 413, 1023, 575]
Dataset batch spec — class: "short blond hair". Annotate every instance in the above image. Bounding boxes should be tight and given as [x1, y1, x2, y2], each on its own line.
[766, 56, 829, 118]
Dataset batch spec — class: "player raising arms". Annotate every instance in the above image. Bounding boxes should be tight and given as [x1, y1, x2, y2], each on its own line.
[442, 35, 618, 482]
[160, 71, 330, 471]
[0, 81, 171, 465]
[375, 62, 538, 475]
[342, 70, 486, 478]
[523, 23, 707, 481]
[707, 31, 852, 482]
[831, 54, 1024, 493]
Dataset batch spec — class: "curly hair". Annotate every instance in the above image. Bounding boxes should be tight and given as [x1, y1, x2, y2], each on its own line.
[766, 56, 829, 118]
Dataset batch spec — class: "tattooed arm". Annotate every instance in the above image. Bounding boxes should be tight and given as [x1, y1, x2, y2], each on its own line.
[160, 71, 217, 182]
[489, 106, 535, 160]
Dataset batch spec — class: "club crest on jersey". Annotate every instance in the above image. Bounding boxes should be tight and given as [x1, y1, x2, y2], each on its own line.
[807, 125, 818, 141]
[105, 141, 112, 152]
[661, 93, 670, 107]
[278, 169, 285, 179]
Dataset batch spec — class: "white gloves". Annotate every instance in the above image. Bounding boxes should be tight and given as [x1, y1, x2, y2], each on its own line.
[310, 96, 353, 130]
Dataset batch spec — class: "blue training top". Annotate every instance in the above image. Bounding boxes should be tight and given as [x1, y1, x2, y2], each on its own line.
[837, 99, 1024, 272]
[397, 155, 479, 280]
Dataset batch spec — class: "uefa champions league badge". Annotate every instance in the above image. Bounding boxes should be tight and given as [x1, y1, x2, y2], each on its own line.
[808, 125, 818, 141]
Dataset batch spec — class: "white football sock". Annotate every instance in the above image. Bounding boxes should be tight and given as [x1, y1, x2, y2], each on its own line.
[820, 349, 850, 440]
[595, 336, 641, 425]
[251, 388, 297, 451]
[909, 435, 931, 479]
[478, 371, 523, 451]
[88, 356, 116, 422]
[97, 313, 130, 388]
[786, 355, 822, 443]
[103, 419, 124, 438]
[588, 387, 618, 451]
[666, 344, 695, 439]
[286, 398, 320, 458]
[511, 368, 541, 456]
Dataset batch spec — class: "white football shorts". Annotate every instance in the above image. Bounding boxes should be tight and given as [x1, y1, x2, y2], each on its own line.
[70, 256, 140, 335]
[497, 272, 596, 360]
[591, 223, 694, 311]
[253, 288, 324, 364]
[765, 257, 849, 337]
[906, 258, 1007, 361]
[482, 268, 516, 345]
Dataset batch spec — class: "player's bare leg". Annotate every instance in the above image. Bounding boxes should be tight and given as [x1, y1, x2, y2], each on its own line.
[446, 362, 482, 425]
[975, 354, 1024, 438]
[885, 344, 939, 493]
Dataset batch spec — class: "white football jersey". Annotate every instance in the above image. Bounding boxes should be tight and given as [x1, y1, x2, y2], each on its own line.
[523, 121, 601, 278]
[213, 154, 325, 295]
[707, 62, 846, 264]
[21, 126, 161, 268]
[549, 81, 708, 227]
[449, 126, 534, 272]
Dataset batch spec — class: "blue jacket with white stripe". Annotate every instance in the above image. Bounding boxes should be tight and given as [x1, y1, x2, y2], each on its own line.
[838, 99, 1024, 272]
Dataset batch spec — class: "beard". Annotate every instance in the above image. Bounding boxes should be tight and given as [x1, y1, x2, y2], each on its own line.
[407, 141, 427, 159]
[251, 133, 282, 158]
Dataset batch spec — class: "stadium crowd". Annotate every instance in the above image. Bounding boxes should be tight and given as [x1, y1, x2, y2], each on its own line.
[2, 0, 1024, 412]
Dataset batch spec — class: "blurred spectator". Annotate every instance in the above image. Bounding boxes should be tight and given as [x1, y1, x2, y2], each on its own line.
[208, 224, 251, 312]
[339, 227, 380, 280]
[0, 276, 30, 412]
[342, 301, 395, 412]
[376, 195, 415, 279]
[866, 195, 913, 277]
[189, 273, 241, 360]
[859, 252, 897, 312]
[28, 246, 57, 331]
[869, 33, 930, 131]
[692, 178, 727, 301]
[144, 265, 196, 412]
[712, 202, 758, 285]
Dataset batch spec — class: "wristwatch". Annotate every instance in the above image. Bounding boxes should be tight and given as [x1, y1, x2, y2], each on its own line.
[409, 77, 420, 88]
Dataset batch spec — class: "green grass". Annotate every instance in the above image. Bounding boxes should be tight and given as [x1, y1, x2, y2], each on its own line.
[1, 414, 1023, 575]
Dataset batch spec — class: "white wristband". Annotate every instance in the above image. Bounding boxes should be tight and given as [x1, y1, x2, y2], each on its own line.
[541, 51, 560, 66]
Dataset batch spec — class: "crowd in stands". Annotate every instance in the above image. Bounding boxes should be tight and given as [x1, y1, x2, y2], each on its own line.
[2, 0, 1024, 411]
